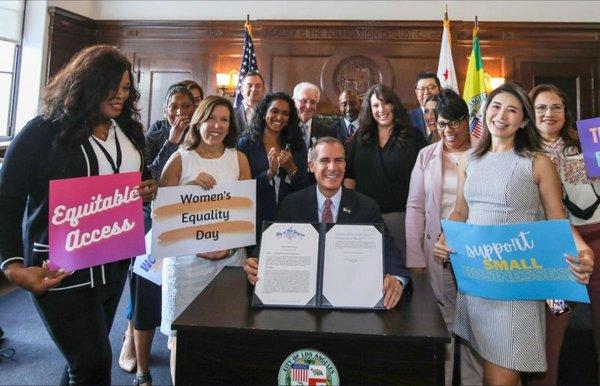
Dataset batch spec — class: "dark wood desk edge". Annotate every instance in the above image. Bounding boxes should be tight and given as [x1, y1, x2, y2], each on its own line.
[173, 267, 451, 343]
[173, 323, 450, 344]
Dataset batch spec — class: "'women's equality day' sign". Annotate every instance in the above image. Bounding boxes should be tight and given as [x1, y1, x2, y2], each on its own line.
[132, 180, 256, 285]
[150, 180, 256, 259]
[49, 172, 146, 270]
[441, 219, 590, 303]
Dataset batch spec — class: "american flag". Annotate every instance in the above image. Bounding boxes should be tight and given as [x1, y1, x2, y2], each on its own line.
[291, 363, 309, 383]
[470, 102, 486, 139]
[234, 18, 259, 108]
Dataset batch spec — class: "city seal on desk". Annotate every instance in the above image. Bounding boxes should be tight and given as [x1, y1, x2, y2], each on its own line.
[278, 348, 339, 386]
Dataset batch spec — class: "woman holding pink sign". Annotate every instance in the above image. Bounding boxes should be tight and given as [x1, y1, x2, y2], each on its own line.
[0, 45, 157, 386]
[159, 95, 251, 383]
[529, 84, 600, 385]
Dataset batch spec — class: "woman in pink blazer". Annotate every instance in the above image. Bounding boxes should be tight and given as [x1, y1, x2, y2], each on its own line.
[405, 89, 481, 385]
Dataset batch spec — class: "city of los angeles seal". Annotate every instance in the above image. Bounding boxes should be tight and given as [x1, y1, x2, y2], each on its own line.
[277, 349, 339, 385]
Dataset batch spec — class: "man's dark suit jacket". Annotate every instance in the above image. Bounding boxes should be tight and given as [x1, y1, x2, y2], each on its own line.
[304, 117, 333, 147]
[330, 118, 353, 143]
[234, 104, 249, 137]
[408, 107, 428, 141]
[277, 186, 411, 280]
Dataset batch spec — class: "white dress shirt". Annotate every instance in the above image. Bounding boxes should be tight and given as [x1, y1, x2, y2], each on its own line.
[343, 118, 359, 136]
[315, 186, 342, 223]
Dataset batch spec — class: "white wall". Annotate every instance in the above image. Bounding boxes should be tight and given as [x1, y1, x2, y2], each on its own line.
[14, 0, 49, 134]
[48, 0, 600, 22]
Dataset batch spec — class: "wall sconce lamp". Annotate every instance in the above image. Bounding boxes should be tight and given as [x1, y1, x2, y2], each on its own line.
[484, 71, 505, 91]
[216, 70, 240, 98]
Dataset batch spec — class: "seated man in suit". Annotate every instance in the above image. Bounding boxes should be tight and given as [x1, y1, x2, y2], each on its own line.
[409, 71, 441, 142]
[234, 71, 265, 136]
[244, 136, 410, 309]
[331, 89, 360, 143]
[293, 82, 332, 150]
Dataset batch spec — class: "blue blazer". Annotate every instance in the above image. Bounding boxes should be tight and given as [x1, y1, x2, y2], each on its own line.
[330, 118, 354, 143]
[408, 107, 428, 140]
[234, 104, 249, 137]
[237, 133, 308, 249]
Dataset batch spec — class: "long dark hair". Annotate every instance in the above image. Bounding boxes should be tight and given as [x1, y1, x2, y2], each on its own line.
[39, 45, 144, 150]
[357, 84, 414, 146]
[185, 95, 237, 150]
[529, 84, 580, 153]
[248, 92, 303, 151]
[473, 82, 543, 158]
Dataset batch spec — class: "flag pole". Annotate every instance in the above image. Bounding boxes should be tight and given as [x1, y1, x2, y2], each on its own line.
[245, 14, 253, 39]
[444, 4, 448, 21]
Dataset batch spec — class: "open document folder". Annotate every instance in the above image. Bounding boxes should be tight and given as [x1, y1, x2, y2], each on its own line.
[252, 222, 385, 309]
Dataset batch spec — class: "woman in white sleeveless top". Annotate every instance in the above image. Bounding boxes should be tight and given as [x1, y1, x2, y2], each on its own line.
[159, 96, 251, 383]
[434, 83, 594, 385]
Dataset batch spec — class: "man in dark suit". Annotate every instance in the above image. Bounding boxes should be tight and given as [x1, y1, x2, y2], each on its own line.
[409, 71, 441, 141]
[331, 89, 360, 143]
[292, 82, 332, 150]
[244, 137, 409, 309]
[233, 71, 265, 136]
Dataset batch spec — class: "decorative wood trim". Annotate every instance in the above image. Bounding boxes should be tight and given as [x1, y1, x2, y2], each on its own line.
[45, 7, 600, 118]
[93, 19, 600, 45]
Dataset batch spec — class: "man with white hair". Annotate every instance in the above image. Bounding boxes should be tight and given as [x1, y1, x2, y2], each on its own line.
[292, 82, 332, 151]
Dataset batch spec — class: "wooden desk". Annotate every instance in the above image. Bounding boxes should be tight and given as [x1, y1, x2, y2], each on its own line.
[173, 267, 450, 385]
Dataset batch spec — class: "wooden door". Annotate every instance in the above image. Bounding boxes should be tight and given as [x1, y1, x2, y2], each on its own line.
[519, 59, 597, 120]
[136, 56, 194, 131]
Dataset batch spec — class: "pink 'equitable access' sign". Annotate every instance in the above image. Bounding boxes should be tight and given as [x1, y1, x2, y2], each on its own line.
[49, 172, 145, 270]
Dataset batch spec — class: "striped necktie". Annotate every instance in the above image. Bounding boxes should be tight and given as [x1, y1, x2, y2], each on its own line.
[322, 198, 333, 224]
[301, 123, 309, 149]
[347, 123, 355, 136]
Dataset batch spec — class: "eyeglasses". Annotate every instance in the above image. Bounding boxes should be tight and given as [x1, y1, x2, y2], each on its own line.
[295, 98, 317, 106]
[436, 116, 466, 132]
[534, 104, 565, 114]
[415, 85, 439, 93]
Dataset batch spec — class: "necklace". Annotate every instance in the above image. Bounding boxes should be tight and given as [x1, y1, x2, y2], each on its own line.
[197, 144, 225, 159]
[92, 123, 111, 141]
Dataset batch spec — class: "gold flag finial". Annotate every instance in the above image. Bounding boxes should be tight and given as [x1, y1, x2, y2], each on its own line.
[245, 14, 253, 39]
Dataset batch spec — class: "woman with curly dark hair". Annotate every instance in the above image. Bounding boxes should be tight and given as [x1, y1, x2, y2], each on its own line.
[237, 92, 308, 253]
[344, 84, 426, 258]
[0, 45, 157, 386]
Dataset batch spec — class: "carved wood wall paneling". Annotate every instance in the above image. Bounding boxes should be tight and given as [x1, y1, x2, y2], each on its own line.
[47, 7, 97, 79]
[519, 58, 597, 119]
[45, 9, 600, 120]
[136, 55, 196, 129]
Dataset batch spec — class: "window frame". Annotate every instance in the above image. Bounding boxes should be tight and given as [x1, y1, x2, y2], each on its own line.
[0, 42, 21, 141]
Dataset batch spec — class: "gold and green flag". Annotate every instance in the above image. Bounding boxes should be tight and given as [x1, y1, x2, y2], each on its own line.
[463, 24, 489, 139]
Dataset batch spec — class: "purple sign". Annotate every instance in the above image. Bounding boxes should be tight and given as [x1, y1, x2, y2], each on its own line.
[49, 172, 146, 270]
[576, 117, 600, 178]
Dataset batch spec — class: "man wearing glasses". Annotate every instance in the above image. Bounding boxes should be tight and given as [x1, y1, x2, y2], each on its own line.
[409, 72, 441, 142]
[292, 82, 332, 151]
